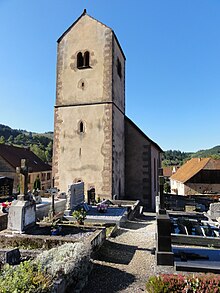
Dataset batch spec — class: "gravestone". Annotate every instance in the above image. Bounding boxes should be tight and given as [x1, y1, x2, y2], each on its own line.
[7, 159, 36, 233]
[156, 212, 174, 266]
[66, 182, 84, 210]
[207, 203, 220, 220]
[87, 188, 95, 205]
[5, 248, 21, 265]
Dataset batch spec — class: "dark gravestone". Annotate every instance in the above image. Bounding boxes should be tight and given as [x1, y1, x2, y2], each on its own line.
[156, 213, 174, 266]
[5, 248, 21, 265]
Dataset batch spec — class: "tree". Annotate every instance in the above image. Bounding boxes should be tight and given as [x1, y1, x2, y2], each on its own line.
[7, 135, 14, 144]
[45, 141, 53, 162]
[0, 136, 5, 144]
[30, 144, 46, 162]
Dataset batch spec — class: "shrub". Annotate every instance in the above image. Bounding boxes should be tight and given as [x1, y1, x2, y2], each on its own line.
[146, 273, 220, 293]
[72, 208, 87, 224]
[0, 260, 52, 293]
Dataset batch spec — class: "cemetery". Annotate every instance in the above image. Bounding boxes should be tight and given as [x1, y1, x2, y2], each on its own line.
[1, 160, 220, 291]
[0, 159, 141, 292]
[156, 174, 220, 275]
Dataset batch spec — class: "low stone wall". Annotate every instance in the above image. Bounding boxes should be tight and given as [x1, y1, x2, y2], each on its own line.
[0, 233, 80, 250]
[0, 225, 105, 251]
[90, 227, 106, 252]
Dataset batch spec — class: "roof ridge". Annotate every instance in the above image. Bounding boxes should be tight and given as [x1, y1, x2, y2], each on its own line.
[57, 10, 111, 43]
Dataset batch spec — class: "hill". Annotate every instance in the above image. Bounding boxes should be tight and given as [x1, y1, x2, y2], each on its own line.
[163, 146, 220, 167]
[0, 124, 219, 166]
[192, 145, 220, 159]
[0, 124, 53, 163]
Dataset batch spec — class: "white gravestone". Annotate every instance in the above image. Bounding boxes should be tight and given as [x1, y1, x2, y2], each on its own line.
[67, 182, 84, 210]
[7, 199, 36, 233]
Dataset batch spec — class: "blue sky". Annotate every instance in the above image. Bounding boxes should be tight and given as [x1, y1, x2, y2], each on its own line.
[0, 0, 219, 152]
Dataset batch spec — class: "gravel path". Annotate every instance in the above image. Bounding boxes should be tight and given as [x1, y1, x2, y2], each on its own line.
[81, 213, 174, 293]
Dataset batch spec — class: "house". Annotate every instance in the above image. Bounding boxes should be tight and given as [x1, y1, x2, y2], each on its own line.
[52, 10, 163, 210]
[163, 166, 178, 180]
[0, 144, 52, 193]
[170, 158, 220, 196]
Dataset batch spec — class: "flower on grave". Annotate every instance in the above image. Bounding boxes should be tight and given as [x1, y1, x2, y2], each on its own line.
[1, 201, 12, 213]
[97, 203, 108, 213]
[1, 201, 12, 208]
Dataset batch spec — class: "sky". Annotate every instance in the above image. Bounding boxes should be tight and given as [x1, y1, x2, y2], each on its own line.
[0, 0, 219, 152]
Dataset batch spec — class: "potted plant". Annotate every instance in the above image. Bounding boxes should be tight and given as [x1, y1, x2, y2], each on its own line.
[72, 208, 87, 225]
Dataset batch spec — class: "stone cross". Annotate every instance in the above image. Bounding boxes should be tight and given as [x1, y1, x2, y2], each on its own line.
[16, 159, 30, 198]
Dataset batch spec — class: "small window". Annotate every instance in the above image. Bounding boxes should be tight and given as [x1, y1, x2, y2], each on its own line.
[79, 121, 84, 133]
[77, 52, 84, 68]
[117, 58, 122, 78]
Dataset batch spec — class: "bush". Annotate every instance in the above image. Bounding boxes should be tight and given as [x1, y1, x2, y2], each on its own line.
[0, 243, 91, 292]
[0, 260, 52, 293]
[146, 274, 220, 293]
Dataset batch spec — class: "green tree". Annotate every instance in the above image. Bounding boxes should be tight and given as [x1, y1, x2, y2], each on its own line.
[0, 136, 5, 144]
[45, 141, 53, 162]
[7, 135, 14, 144]
[30, 144, 46, 162]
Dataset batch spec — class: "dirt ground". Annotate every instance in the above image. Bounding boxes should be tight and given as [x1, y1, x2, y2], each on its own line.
[80, 213, 174, 293]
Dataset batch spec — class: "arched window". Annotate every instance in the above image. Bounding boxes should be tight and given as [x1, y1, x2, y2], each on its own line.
[79, 121, 84, 133]
[77, 51, 90, 69]
[84, 51, 90, 67]
[77, 52, 83, 68]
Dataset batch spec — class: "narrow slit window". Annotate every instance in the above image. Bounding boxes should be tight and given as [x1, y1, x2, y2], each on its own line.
[77, 52, 84, 68]
[79, 121, 84, 133]
[117, 58, 122, 78]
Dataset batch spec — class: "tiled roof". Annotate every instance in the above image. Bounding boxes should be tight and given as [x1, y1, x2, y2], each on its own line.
[163, 166, 178, 178]
[0, 144, 51, 172]
[170, 158, 220, 183]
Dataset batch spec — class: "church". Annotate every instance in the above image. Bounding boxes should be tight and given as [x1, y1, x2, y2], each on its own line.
[52, 10, 162, 210]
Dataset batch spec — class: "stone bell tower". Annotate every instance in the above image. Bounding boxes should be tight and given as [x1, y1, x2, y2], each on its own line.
[53, 10, 126, 200]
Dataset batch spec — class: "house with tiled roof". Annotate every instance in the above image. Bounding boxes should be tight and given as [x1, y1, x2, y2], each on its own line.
[170, 158, 220, 196]
[0, 144, 52, 193]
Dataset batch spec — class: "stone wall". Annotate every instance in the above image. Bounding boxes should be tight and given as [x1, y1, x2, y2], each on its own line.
[125, 118, 152, 208]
